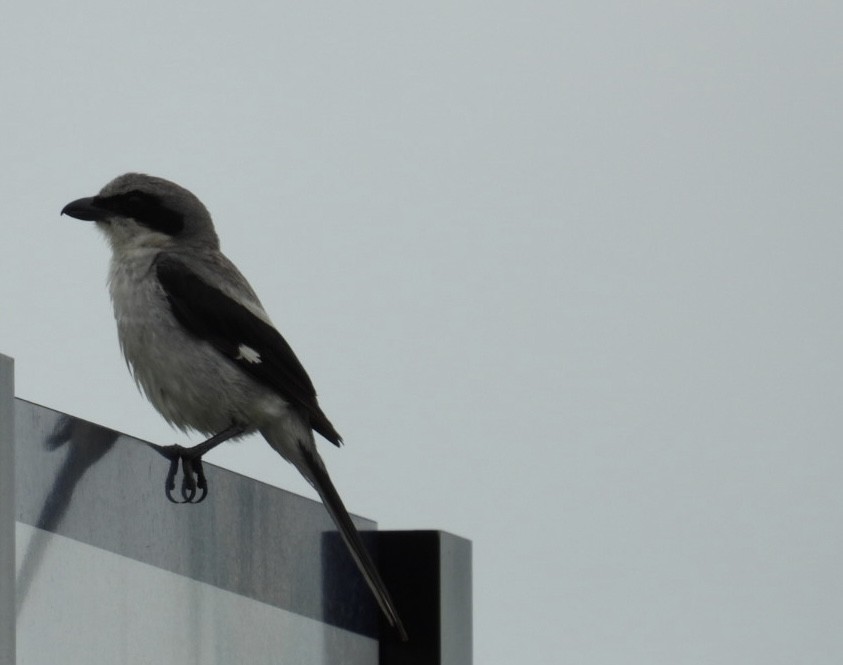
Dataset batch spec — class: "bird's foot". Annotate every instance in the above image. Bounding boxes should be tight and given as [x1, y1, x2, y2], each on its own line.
[146, 424, 246, 504]
[150, 443, 209, 504]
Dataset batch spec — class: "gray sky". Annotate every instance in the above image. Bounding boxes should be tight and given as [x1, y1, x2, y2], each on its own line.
[2, 2, 842, 663]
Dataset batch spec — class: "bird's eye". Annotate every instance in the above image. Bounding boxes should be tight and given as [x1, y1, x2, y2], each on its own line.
[94, 189, 183, 235]
[115, 191, 156, 217]
[125, 191, 146, 206]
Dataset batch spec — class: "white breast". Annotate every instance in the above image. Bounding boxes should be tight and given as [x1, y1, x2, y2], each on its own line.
[107, 249, 281, 435]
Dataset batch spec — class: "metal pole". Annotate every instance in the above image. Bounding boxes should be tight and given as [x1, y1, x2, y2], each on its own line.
[0, 354, 15, 665]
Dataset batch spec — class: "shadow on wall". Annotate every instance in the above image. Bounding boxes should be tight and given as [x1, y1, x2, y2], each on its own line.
[16, 415, 118, 616]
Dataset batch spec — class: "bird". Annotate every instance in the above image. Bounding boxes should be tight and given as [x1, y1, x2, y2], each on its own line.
[61, 172, 408, 641]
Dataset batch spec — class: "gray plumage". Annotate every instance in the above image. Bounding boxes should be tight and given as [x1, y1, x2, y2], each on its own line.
[62, 172, 407, 640]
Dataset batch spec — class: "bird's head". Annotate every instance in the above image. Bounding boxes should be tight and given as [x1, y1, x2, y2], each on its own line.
[61, 173, 219, 253]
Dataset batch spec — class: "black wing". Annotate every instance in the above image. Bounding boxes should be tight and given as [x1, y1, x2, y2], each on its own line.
[156, 256, 342, 446]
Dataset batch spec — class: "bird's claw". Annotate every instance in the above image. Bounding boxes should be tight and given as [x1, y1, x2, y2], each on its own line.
[154, 444, 209, 504]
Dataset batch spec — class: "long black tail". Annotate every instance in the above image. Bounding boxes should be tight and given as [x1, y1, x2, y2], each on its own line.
[299, 443, 409, 641]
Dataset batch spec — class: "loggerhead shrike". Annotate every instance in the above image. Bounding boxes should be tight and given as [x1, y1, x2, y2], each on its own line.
[61, 172, 407, 640]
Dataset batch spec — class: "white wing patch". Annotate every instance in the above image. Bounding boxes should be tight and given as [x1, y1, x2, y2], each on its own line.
[236, 344, 262, 364]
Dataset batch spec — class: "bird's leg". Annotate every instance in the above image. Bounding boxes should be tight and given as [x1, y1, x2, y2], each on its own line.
[149, 424, 246, 503]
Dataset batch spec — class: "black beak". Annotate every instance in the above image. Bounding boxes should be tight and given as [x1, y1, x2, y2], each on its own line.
[61, 196, 108, 221]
